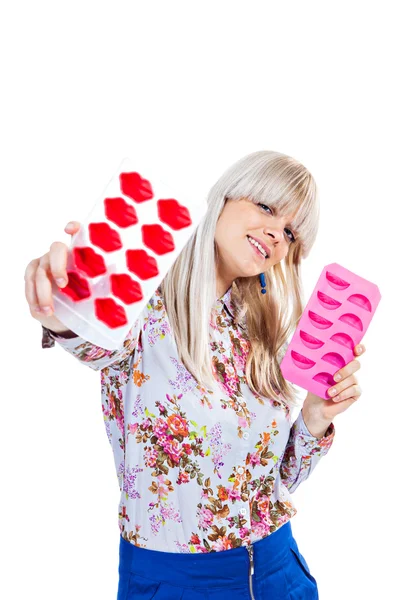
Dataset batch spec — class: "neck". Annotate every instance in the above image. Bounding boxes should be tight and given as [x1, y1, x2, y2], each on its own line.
[215, 258, 236, 299]
[216, 277, 233, 299]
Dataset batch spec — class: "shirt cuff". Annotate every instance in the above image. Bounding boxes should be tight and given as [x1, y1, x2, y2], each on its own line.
[41, 326, 78, 349]
[292, 409, 335, 456]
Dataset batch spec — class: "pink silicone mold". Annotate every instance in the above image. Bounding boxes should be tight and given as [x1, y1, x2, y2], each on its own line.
[280, 263, 381, 400]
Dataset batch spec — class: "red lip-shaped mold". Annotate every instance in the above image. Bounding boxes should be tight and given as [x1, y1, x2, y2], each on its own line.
[126, 249, 159, 280]
[104, 197, 139, 228]
[110, 274, 144, 304]
[94, 297, 128, 328]
[119, 171, 154, 203]
[58, 271, 91, 301]
[89, 222, 122, 252]
[73, 247, 107, 278]
[157, 198, 192, 230]
[142, 224, 175, 255]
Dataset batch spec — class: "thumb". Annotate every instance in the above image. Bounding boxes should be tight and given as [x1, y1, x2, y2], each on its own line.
[64, 221, 81, 233]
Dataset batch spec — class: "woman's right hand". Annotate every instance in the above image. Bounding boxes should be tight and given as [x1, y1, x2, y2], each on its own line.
[24, 221, 81, 332]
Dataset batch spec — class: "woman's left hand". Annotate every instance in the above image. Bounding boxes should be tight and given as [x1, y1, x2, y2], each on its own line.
[303, 343, 366, 424]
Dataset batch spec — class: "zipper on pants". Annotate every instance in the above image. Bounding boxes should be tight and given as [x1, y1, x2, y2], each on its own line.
[246, 544, 256, 600]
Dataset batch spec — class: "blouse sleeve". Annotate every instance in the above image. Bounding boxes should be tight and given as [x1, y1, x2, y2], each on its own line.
[279, 408, 335, 494]
[41, 316, 142, 372]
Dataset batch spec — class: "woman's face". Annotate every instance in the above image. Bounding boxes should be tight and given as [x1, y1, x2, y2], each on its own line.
[214, 197, 297, 294]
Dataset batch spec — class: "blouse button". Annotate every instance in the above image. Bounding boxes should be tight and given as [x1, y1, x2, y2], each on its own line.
[237, 466, 245, 475]
[242, 432, 249, 440]
[239, 507, 247, 516]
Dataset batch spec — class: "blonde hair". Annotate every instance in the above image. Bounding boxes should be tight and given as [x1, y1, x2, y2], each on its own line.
[161, 150, 320, 409]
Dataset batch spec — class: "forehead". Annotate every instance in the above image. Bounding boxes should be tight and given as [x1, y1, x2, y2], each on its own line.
[279, 207, 298, 221]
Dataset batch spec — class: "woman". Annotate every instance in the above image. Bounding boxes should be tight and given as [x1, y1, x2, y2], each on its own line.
[26, 150, 364, 599]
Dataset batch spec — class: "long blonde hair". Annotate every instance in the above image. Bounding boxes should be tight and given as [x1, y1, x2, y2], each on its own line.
[161, 150, 320, 409]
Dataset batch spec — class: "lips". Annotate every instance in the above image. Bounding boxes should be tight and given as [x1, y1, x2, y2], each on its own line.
[247, 235, 271, 258]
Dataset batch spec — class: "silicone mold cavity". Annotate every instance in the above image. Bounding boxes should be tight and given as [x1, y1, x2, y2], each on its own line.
[110, 274, 143, 304]
[89, 222, 123, 252]
[142, 224, 175, 255]
[326, 271, 350, 290]
[317, 291, 342, 310]
[299, 330, 324, 349]
[347, 293, 372, 312]
[338, 313, 363, 331]
[104, 197, 139, 228]
[312, 372, 336, 387]
[330, 332, 355, 350]
[308, 311, 333, 329]
[279, 262, 381, 401]
[119, 171, 154, 203]
[95, 297, 128, 328]
[59, 271, 91, 301]
[291, 350, 316, 369]
[73, 247, 107, 278]
[126, 249, 159, 280]
[157, 198, 192, 230]
[321, 352, 346, 368]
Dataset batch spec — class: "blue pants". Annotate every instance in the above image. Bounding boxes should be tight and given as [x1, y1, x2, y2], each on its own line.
[117, 520, 318, 599]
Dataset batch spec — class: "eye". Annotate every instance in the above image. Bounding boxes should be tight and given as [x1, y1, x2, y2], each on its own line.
[258, 203, 272, 214]
[257, 203, 296, 243]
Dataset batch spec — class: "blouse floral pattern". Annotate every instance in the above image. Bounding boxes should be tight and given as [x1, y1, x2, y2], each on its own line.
[41, 286, 335, 553]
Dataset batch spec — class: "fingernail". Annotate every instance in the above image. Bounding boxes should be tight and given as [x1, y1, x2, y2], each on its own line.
[357, 345, 363, 353]
[65, 222, 74, 229]
[56, 278, 66, 286]
[334, 374, 342, 382]
[42, 306, 52, 314]
[329, 388, 337, 396]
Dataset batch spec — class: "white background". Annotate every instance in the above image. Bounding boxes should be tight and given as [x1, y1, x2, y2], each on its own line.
[1, 1, 398, 599]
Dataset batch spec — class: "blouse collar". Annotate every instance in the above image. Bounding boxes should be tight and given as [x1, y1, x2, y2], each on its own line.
[215, 286, 235, 319]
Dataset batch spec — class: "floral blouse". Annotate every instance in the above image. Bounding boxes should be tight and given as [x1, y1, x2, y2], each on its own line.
[41, 285, 335, 553]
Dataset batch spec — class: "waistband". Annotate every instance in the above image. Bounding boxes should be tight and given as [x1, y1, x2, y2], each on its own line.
[119, 521, 293, 589]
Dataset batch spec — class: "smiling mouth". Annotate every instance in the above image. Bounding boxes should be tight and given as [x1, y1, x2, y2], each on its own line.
[247, 235, 268, 259]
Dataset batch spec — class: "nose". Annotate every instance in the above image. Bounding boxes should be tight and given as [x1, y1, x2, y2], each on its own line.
[262, 224, 286, 243]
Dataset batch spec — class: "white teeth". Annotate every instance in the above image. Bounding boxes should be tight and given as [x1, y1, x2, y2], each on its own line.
[248, 236, 268, 258]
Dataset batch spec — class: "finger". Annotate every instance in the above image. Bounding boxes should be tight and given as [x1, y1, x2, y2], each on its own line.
[328, 373, 359, 397]
[35, 254, 54, 314]
[64, 221, 81, 233]
[332, 384, 362, 403]
[326, 395, 359, 417]
[49, 241, 69, 287]
[25, 258, 42, 313]
[354, 344, 365, 356]
[333, 358, 361, 384]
